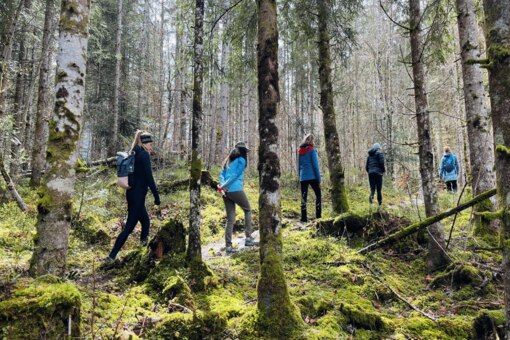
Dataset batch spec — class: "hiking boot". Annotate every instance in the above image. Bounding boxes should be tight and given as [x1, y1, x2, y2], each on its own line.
[226, 246, 238, 255]
[245, 237, 259, 247]
[140, 239, 148, 247]
[102, 256, 115, 267]
[369, 196, 374, 204]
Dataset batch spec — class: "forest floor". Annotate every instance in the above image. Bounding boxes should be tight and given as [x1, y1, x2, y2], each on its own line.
[0, 162, 505, 339]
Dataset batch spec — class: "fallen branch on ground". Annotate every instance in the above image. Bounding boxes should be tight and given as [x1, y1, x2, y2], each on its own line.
[159, 170, 218, 193]
[358, 188, 497, 254]
[0, 154, 27, 211]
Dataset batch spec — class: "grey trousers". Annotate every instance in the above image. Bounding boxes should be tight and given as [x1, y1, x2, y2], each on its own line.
[223, 190, 252, 246]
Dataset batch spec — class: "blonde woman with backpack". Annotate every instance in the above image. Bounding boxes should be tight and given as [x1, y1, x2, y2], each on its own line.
[105, 130, 160, 263]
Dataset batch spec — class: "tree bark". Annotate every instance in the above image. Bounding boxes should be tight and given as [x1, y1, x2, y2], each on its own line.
[409, 0, 449, 270]
[256, 0, 303, 337]
[481, 0, 510, 336]
[186, 0, 204, 263]
[0, 153, 27, 211]
[358, 188, 497, 254]
[110, 0, 123, 156]
[317, 0, 349, 214]
[455, 0, 497, 235]
[30, 0, 91, 277]
[30, 0, 56, 187]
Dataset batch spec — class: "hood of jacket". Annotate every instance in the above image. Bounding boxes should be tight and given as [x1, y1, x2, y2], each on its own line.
[368, 143, 381, 156]
[299, 143, 314, 156]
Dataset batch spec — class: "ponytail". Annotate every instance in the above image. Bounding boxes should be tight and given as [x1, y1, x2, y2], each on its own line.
[129, 130, 143, 153]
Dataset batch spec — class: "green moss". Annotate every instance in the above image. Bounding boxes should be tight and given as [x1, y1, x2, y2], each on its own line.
[496, 144, 510, 157]
[60, 0, 90, 36]
[431, 264, 483, 289]
[0, 282, 81, 338]
[162, 275, 195, 308]
[473, 309, 505, 339]
[338, 302, 384, 330]
[437, 317, 474, 339]
[150, 310, 227, 339]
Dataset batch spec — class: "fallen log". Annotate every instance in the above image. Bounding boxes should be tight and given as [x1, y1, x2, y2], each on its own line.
[87, 157, 117, 167]
[159, 170, 218, 193]
[358, 188, 497, 254]
[0, 154, 27, 211]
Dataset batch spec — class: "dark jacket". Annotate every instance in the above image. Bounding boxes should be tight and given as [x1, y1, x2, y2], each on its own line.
[298, 144, 321, 182]
[128, 145, 160, 203]
[366, 145, 385, 175]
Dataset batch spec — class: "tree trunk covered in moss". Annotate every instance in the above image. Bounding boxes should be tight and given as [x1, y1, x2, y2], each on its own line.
[30, 0, 91, 276]
[481, 0, 510, 336]
[409, 0, 449, 270]
[317, 0, 349, 214]
[30, 0, 56, 187]
[110, 0, 123, 156]
[256, 0, 303, 337]
[455, 0, 497, 236]
[186, 0, 204, 263]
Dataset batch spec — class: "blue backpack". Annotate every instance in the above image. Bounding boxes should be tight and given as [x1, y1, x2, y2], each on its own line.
[116, 151, 135, 189]
[443, 156, 455, 173]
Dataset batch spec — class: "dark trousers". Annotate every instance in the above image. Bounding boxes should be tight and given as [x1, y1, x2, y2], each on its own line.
[446, 180, 458, 193]
[300, 180, 321, 222]
[109, 189, 149, 259]
[368, 173, 383, 205]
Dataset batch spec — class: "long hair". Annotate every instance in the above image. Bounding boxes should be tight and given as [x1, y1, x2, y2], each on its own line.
[301, 134, 314, 146]
[129, 130, 143, 153]
[222, 147, 248, 169]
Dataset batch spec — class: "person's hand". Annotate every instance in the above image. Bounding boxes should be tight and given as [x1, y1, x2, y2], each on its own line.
[154, 197, 161, 206]
[223, 186, 229, 193]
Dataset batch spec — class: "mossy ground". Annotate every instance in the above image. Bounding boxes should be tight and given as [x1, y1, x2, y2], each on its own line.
[0, 164, 504, 338]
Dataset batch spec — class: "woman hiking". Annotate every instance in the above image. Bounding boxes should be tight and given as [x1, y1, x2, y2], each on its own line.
[366, 143, 385, 206]
[439, 146, 459, 193]
[298, 134, 322, 223]
[218, 142, 257, 254]
[105, 130, 160, 262]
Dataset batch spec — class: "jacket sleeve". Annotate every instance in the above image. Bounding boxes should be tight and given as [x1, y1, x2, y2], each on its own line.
[366, 156, 369, 173]
[219, 166, 226, 184]
[378, 152, 385, 174]
[221, 158, 245, 189]
[438, 156, 444, 178]
[141, 152, 160, 201]
[312, 149, 321, 183]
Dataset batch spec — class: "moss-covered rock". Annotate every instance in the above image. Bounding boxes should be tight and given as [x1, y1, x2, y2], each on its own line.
[162, 275, 195, 308]
[473, 309, 505, 339]
[0, 282, 81, 338]
[149, 310, 227, 339]
[73, 215, 110, 245]
[149, 218, 186, 258]
[339, 302, 384, 330]
[430, 264, 484, 289]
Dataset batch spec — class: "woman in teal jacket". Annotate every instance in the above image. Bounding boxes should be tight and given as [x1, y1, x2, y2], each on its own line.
[439, 146, 459, 192]
[219, 142, 257, 254]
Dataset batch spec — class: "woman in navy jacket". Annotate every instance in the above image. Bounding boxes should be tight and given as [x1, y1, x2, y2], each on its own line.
[106, 130, 160, 262]
[298, 134, 322, 222]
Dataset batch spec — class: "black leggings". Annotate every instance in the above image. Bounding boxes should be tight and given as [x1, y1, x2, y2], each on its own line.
[446, 180, 458, 192]
[109, 190, 150, 259]
[300, 180, 322, 221]
[369, 173, 383, 204]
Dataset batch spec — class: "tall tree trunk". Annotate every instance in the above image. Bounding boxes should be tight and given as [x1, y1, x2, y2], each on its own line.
[317, 0, 349, 214]
[30, 0, 91, 276]
[481, 0, 510, 336]
[187, 0, 204, 263]
[30, 0, 56, 187]
[0, 0, 23, 120]
[409, 0, 449, 270]
[110, 0, 123, 156]
[455, 0, 497, 236]
[216, 11, 229, 162]
[256, 0, 303, 337]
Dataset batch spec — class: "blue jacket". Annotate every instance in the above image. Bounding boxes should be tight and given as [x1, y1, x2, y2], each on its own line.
[439, 153, 459, 182]
[219, 157, 246, 192]
[128, 145, 160, 203]
[366, 144, 385, 175]
[298, 144, 321, 182]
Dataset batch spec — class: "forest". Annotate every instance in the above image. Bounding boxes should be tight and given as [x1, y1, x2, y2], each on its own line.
[0, 0, 509, 338]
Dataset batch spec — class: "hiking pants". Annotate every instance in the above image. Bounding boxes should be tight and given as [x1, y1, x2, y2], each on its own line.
[369, 173, 383, 205]
[301, 179, 322, 222]
[109, 189, 150, 259]
[446, 180, 458, 193]
[223, 190, 252, 247]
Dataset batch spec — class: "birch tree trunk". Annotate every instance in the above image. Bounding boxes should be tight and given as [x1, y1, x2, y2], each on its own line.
[30, 0, 56, 187]
[481, 0, 510, 336]
[110, 0, 123, 156]
[30, 0, 91, 276]
[256, 0, 303, 337]
[455, 0, 497, 236]
[187, 0, 204, 263]
[409, 0, 449, 270]
[317, 0, 349, 214]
